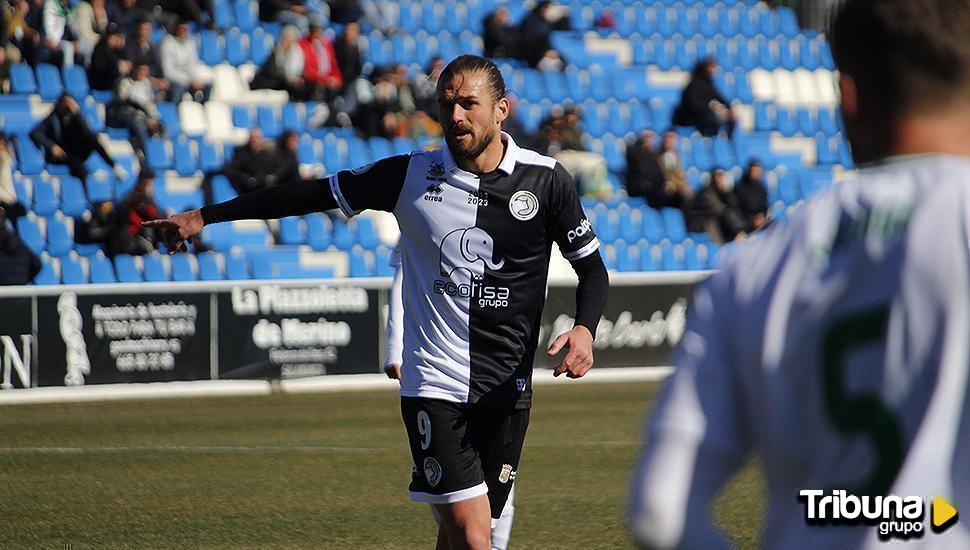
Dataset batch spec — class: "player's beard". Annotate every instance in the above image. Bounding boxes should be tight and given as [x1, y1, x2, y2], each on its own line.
[446, 124, 497, 161]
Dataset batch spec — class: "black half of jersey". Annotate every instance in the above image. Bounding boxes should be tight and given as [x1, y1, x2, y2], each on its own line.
[334, 154, 412, 213]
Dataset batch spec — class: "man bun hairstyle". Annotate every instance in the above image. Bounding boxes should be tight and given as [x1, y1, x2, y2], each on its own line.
[439, 55, 508, 103]
[832, 0, 970, 115]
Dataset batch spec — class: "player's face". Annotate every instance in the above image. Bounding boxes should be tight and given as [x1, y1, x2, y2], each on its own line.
[437, 71, 508, 161]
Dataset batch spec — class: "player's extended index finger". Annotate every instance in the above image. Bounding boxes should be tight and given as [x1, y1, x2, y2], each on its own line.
[141, 219, 174, 228]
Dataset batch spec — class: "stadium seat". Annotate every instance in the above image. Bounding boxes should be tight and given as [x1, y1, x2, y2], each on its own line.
[356, 216, 380, 249]
[61, 253, 88, 284]
[157, 102, 181, 136]
[114, 254, 143, 283]
[62, 65, 90, 98]
[59, 176, 88, 217]
[14, 138, 45, 176]
[282, 103, 306, 133]
[278, 216, 306, 245]
[89, 252, 117, 283]
[661, 208, 688, 242]
[31, 179, 58, 217]
[10, 64, 37, 94]
[170, 253, 197, 281]
[256, 105, 282, 139]
[225, 250, 250, 279]
[332, 219, 356, 250]
[305, 213, 332, 251]
[36, 64, 64, 101]
[197, 251, 224, 280]
[349, 247, 375, 277]
[145, 137, 172, 171]
[173, 139, 199, 176]
[142, 254, 171, 282]
[233, 0, 257, 31]
[34, 255, 59, 285]
[199, 30, 226, 66]
[200, 139, 225, 173]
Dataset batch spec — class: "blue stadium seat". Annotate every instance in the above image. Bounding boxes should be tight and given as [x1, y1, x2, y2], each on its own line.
[232, 105, 253, 129]
[305, 213, 331, 251]
[776, 107, 798, 136]
[213, 0, 234, 28]
[89, 253, 117, 283]
[818, 108, 839, 136]
[661, 208, 688, 242]
[392, 137, 414, 156]
[683, 241, 706, 270]
[619, 208, 641, 242]
[143, 253, 170, 282]
[198, 251, 224, 280]
[332, 219, 356, 250]
[170, 253, 197, 281]
[46, 215, 74, 256]
[733, 69, 754, 103]
[114, 254, 143, 283]
[31, 179, 58, 216]
[154, 176, 204, 213]
[225, 250, 250, 280]
[10, 64, 37, 94]
[642, 207, 665, 242]
[815, 134, 839, 166]
[34, 255, 59, 284]
[278, 216, 306, 245]
[739, 8, 759, 38]
[799, 167, 832, 198]
[61, 253, 87, 284]
[16, 215, 44, 254]
[250, 27, 273, 64]
[797, 36, 821, 70]
[600, 244, 617, 271]
[374, 246, 394, 277]
[14, 138, 44, 175]
[86, 174, 113, 204]
[349, 247, 375, 277]
[282, 103, 306, 133]
[80, 101, 104, 132]
[173, 139, 198, 176]
[36, 64, 64, 101]
[233, 0, 257, 31]
[145, 137, 172, 171]
[199, 31, 225, 66]
[62, 65, 90, 98]
[356, 217, 380, 249]
[712, 136, 737, 168]
[59, 176, 88, 217]
[690, 136, 715, 172]
[776, 171, 801, 204]
[779, 38, 799, 71]
[257, 105, 282, 139]
[660, 243, 685, 271]
[616, 244, 639, 272]
[718, 7, 740, 36]
[225, 28, 248, 65]
[157, 102, 181, 136]
[777, 7, 800, 38]
[212, 174, 237, 203]
[638, 242, 659, 271]
[199, 139, 225, 173]
[797, 108, 817, 136]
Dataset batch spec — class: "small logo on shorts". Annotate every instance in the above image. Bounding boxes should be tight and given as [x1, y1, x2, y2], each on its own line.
[499, 464, 516, 484]
[424, 457, 443, 487]
[516, 378, 526, 391]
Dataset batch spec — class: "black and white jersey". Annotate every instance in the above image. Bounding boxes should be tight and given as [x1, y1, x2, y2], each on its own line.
[329, 133, 599, 408]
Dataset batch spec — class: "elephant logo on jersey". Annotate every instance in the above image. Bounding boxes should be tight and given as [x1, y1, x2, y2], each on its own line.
[509, 190, 539, 221]
[439, 227, 505, 280]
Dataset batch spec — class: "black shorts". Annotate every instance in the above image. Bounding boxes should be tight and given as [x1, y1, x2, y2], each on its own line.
[401, 396, 530, 519]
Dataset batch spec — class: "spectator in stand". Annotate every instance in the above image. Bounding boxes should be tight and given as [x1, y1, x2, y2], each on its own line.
[158, 0, 212, 28]
[106, 0, 147, 39]
[0, 207, 41, 286]
[88, 24, 129, 92]
[327, 0, 362, 24]
[540, 107, 610, 199]
[259, 0, 313, 34]
[7, 0, 41, 66]
[537, 49, 564, 71]
[273, 130, 301, 186]
[673, 58, 735, 137]
[333, 21, 361, 89]
[482, 6, 517, 59]
[111, 169, 161, 256]
[224, 129, 280, 195]
[71, 0, 107, 65]
[125, 19, 169, 97]
[159, 20, 209, 103]
[31, 94, 127, 188]
[251, 25, 311, 100]
[735, 159, 769, 232]
[626, 129, 692, 208]
[39, 0, 76, 66]
[298, 23, 342, 103]
[686, 168, 747, 243]
[413, 56, 444, 117]
[658, 129, 688, 192]
[0, 134, 27, 223]
[107, 61, 164, 157]
[374, 64, 417, 138]
[518, 1, 554, 67]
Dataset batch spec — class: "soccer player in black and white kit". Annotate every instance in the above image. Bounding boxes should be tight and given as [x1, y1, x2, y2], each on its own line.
[146, 55, 609, 549]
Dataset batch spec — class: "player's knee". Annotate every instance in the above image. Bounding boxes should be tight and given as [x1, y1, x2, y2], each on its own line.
[458, 527, 491, 550]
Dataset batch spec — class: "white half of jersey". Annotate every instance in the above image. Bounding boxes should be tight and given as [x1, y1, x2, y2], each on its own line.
[630, 155, 970, 549]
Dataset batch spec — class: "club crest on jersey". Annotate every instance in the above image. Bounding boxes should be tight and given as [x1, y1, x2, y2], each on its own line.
[424, 457, 443, 487]
[509, 190, 539, 221]
[426, 162, 447, 182]
[499, 464, 516, 484]
[424, 184, 444, 202]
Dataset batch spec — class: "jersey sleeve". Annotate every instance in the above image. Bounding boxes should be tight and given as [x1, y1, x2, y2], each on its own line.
[627, 273, 751, 548]
[384, 245, 404, 367]
[549, 163, 600, 262]
[328, 154, 411, 217]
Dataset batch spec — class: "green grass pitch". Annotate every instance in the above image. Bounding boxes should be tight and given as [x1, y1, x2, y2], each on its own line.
[0, 381, 764, 548]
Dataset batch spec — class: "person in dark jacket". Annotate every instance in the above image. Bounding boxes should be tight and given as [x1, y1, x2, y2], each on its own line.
[735, 160, 769, 231]
[30, 94, 125, 187]
[224, 129, 280, 195]
[273, 130, 301, 186]
[125, 19, 169, 94]
[518, 1, 554, 67]
[88, 24, 130, 92]
[333, 22, 362, 89]
[625, 130, 692, 209]
[0, 207, 41, 285]
[686, 168, 747, 243]
[483, 6, 517, 59]
[673, 58, 735, 137]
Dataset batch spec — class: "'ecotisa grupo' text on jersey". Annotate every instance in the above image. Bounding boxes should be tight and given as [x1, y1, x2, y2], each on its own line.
[328, 133, 599, 409]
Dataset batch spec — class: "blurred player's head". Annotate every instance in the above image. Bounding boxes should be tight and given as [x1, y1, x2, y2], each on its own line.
[832, 0, 970, 163]
[437, 55, 510, 163]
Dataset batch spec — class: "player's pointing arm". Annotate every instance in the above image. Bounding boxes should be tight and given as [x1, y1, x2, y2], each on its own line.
[144, 155, 412, 254]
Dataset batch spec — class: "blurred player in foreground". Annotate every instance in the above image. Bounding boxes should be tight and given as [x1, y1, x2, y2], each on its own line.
[147, 54, 609, 549]
[628, 0, 970, 547]
[384, 246, 516, 549]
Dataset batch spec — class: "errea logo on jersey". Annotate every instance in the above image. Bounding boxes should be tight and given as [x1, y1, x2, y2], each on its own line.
[799, 490, 959, 540]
